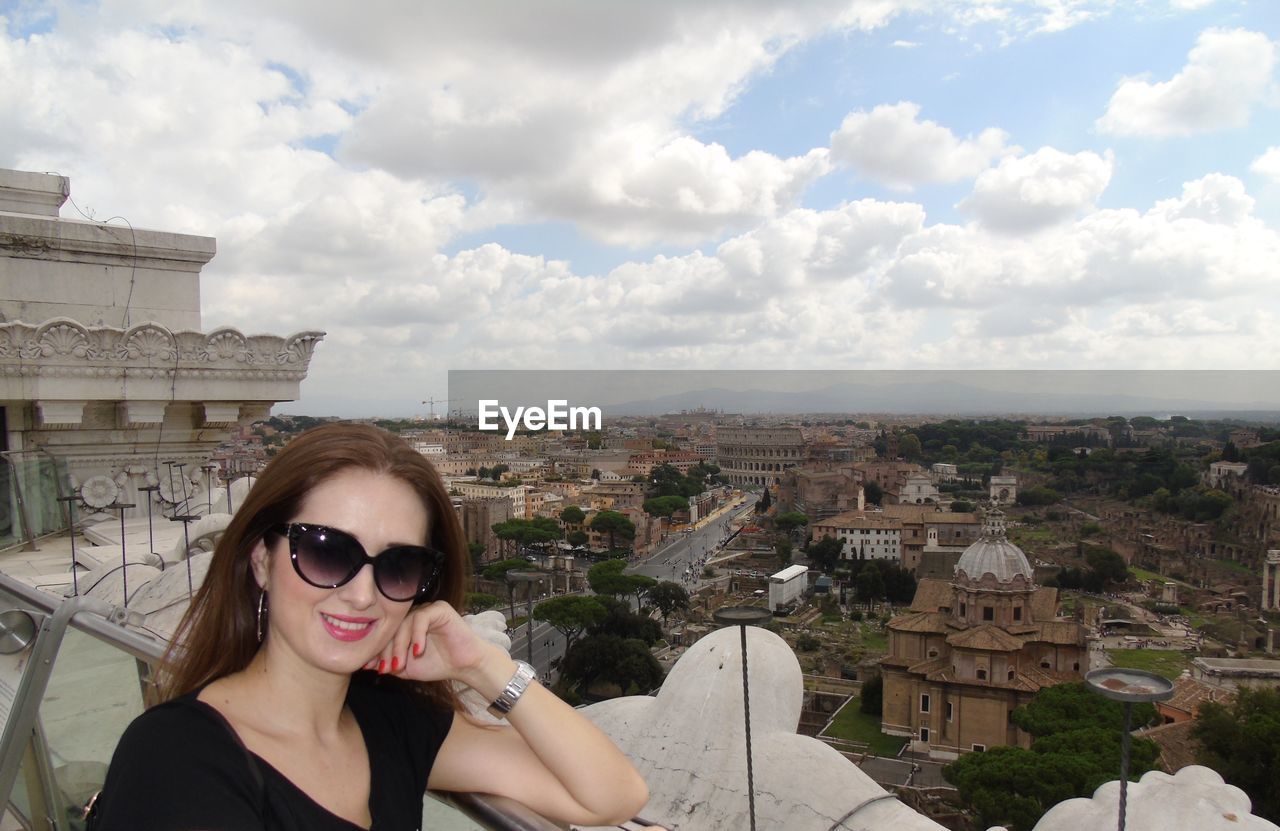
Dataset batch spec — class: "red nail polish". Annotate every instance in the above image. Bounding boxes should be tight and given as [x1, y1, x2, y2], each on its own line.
[391, 656, 400, 672]
[377, 659, 386, 673]
[413, 643, 423, 658]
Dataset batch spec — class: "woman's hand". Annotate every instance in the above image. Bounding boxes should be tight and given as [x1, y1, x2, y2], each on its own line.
[367, 601, 513, 696]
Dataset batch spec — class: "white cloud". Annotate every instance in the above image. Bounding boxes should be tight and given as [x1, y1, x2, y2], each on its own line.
[830, 102, 1016, 190]
[959, 147, 1114, 232]
[1097, 28, 1276, 137]
[1148, 173, 1254, 224]
[892, 40, 920, 48]
[1251, 146, 1280, 184]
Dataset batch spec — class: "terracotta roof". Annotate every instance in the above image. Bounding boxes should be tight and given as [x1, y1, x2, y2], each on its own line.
[1142, 720, 1201, 773]
[1164, 675, 1232, 716]
[909, 578, 953, 612]
[947, 625, 1024, 652]
[1031, 621, 1085, 646]
[907, 656, 953, 677]
[889, 611, 952, 634]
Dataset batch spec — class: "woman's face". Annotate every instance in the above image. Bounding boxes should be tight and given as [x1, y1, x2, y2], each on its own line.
[250, 468, 430, 677]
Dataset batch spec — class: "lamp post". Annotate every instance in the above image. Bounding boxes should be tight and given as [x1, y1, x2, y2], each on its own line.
[712, 605, 773, 831]
[506, 570, 546, 667]
[1084, 667, 1174, 831]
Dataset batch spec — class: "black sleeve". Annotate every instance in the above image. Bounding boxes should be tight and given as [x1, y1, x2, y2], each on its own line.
[91, 701, 266, 831]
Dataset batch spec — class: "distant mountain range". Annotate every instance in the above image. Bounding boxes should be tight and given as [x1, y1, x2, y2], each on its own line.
[603, 380, 1280, 420]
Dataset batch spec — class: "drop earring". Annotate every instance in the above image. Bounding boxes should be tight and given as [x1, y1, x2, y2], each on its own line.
[257, 590, 268, 643]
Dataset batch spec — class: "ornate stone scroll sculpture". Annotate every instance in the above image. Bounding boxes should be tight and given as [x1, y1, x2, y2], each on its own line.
[0, 319, 324, 377]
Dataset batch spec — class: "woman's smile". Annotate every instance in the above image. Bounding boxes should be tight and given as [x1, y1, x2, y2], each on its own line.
[320, 612, 377, 641]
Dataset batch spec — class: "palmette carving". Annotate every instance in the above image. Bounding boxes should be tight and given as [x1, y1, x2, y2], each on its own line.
[0, 320, 324, 372]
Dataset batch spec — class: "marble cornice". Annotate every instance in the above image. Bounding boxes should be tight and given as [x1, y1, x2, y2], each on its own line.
[0, 319, 324, 377]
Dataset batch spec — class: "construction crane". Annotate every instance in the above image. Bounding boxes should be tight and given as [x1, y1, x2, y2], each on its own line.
[421, 397, 461, 420]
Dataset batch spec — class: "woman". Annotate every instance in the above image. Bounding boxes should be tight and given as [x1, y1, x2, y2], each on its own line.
[91, 423, 649, 830]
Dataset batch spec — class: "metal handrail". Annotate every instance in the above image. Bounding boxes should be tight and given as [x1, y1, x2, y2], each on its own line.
[0, 573, 602, 831]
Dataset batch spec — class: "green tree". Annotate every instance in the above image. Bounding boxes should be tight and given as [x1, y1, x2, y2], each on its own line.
[627, 572, 658, 611]
[899, 433, 923, 460]
[587, 559, 633, 599]
[864, 482, 883, 506]
[480, 558, 530, 581]
[1017, 485, 1062, 506]
[560, 505, 586, 525]
[950, 500, 974, 513]
[775, 511, 810, 532]
[807, 535, 844, 573]
[856, 566, 885, 605]
[859, 675, 883, 715]
[775, 536, 793, 568]
[561, 635, 664, 695]
[643, 495, 689, 517]
[590, 596, 663, 644]
[464, 592, 501, 614]
[1011, 682, 1158, 738]
[648, 581, 690, 625]
[1193, 688, 1280, 822]
[946, 682, 1162, 831]
[566, 529, 589, 547]
[1083, 547, 1128, 587]
[756, 488, 772, 513]
[589, 510, 636, 551]
[533, 595, 608, 653]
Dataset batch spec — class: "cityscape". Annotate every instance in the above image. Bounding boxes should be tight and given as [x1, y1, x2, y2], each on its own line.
[3, 1, 1280, 830]
[0, 166, 1278, 830]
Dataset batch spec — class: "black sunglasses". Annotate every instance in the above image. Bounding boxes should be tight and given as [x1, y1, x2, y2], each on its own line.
[271, 523, 444, 603]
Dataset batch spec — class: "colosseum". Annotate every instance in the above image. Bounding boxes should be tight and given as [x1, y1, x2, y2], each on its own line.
[715, 426, 807, 487]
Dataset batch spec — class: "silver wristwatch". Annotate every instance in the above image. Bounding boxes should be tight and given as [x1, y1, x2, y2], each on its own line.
[487, 660, 537, 718]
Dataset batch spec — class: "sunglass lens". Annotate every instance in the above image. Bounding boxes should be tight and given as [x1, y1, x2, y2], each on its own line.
[293, 526, 361, 588]
[375, 547, 435, 601]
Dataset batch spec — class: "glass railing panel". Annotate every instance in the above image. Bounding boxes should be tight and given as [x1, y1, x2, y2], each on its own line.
[36, 628, 150, 822]
[0, 451, 71, 549]
[0, 459, 21, 551]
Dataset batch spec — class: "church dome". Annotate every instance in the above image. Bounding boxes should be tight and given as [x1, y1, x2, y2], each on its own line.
[954, 508, 1033, 583]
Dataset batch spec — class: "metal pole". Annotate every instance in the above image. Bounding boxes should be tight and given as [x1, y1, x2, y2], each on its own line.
[739, 623, 758, 831]
[139, 484, 160, 558]
[1119, 702, 1132, 831]
[120, 505, 128, 606]
[109, 502, 136, 606]
[526, 587, 535, 667]
[165, 461, 177, 512]
[56, 495, 79, 596]
[174, 462, 190, 516]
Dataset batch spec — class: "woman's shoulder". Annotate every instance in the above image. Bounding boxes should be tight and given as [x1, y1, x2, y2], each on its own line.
[116, 693, 240, 754]
[92, 695, 268, 829]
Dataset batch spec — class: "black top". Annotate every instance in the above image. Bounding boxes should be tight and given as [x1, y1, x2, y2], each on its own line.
[91, 675, 455, 831]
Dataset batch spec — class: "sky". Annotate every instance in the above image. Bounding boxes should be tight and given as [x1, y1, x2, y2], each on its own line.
[2, 0, 1278, 417]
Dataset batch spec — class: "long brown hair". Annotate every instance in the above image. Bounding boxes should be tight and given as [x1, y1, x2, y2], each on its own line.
[158, 423, 469, 711]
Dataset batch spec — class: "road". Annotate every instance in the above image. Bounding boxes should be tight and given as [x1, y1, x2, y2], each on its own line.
[508, 618, 567, 684]
[629, 497, 755, 590]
